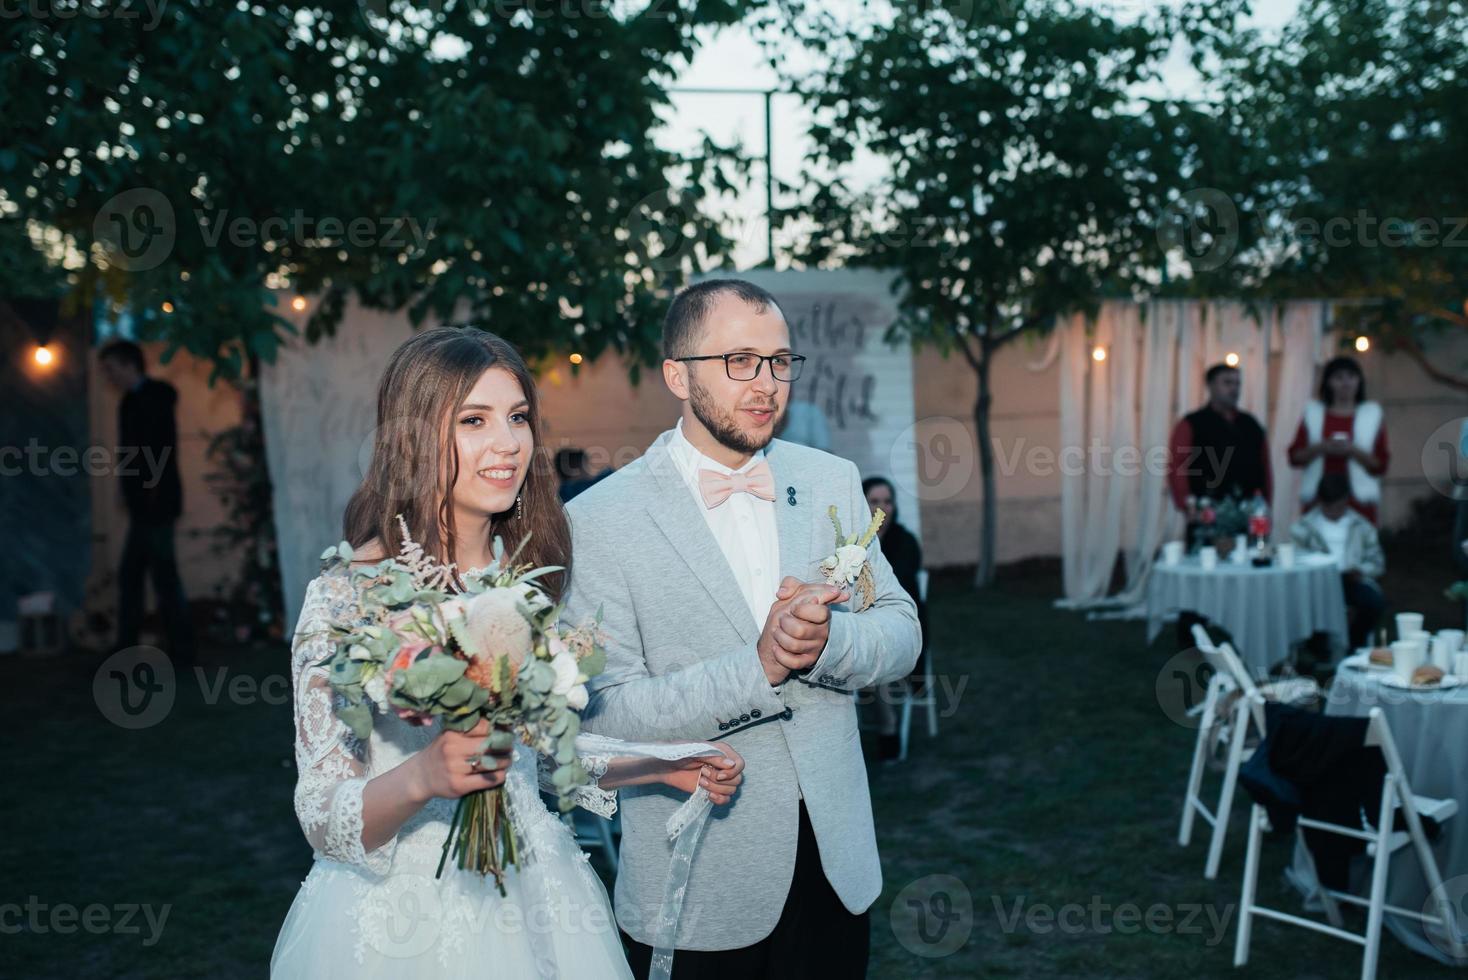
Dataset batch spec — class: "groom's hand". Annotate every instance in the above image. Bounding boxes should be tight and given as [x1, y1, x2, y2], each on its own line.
[757, 577, 849, 684]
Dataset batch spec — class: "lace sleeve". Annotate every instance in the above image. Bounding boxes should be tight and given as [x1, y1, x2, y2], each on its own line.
[291, 572, 397, 874]
[537, 735, 618, 819]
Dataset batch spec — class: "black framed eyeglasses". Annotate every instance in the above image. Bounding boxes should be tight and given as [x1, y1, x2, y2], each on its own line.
[674, 352, 807, 382]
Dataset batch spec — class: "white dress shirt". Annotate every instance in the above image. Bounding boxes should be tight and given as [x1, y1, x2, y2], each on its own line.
[667, 418, 783, 629]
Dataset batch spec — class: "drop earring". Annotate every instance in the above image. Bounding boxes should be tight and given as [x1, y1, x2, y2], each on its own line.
[516, 493, 524, 521]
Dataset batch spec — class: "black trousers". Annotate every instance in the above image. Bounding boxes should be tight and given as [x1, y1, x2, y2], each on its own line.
[622, 802, 869, 980]
[116, 519, 194, 662]
[1342, 574, 1385, 650]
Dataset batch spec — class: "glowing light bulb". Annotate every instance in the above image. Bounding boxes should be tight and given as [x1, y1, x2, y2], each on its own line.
[33, 345, 54, 367]
[1091, 346, 1107, 363]
[291, 295, 307, 312]
[161, 301, 174, 314]
[1354, 336, 1370, 353]
[1225, 352, 1240, 367]
[569, 353, 584, 365]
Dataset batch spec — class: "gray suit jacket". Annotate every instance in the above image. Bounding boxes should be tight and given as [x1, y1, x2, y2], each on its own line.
[564, 429, 922, 950]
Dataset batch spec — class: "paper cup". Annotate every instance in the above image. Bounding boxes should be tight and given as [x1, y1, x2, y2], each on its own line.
[1396, 612, 1425, 640]
[1162, 541, 1183, 566]
[1454, 652, 1468, 679]
[1437, 629, 1465, 652]
[1431, 636, 1455, 671]
[1277, 543, 1295, 568]
[1232, 535, 1248, 563]
[1392, 641, 1424, 684]
[1199, 546, 1218, 571]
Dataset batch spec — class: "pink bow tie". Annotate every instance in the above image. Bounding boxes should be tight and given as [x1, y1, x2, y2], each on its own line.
[698, 462, 776, 509]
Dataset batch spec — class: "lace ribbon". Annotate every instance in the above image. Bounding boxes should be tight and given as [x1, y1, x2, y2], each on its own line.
[571, 734, 726, 980]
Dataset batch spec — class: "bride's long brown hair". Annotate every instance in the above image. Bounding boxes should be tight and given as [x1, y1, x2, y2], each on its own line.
[342, 326, 571, 599]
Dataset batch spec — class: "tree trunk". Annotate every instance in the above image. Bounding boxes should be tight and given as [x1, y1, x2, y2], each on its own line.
[972, 343, 997, 588]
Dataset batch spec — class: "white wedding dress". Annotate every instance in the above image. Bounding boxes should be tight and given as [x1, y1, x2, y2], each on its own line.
[271, 571, 647, 979]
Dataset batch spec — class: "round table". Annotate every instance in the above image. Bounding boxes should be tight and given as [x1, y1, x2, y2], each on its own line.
[1145, 552, 1349, 677]
[1289, 667, 1468, 966]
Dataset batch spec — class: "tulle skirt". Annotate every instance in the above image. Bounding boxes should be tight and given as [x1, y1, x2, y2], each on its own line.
[271, 848, 633, 980]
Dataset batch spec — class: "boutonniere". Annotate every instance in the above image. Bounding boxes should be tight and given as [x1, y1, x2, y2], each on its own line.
[820, 505, 885, 612]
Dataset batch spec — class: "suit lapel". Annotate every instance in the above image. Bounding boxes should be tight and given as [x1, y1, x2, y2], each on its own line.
[765, 440, 819, 583]
[642, 433, 760, 644]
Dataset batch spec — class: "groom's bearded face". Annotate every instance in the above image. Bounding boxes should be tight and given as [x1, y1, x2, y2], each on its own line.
[683, 298, 791, 455]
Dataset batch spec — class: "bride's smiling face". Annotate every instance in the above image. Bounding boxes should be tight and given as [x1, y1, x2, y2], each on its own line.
[449, 367, 532, 520]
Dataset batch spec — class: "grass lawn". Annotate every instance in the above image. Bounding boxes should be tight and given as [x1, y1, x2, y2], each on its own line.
[4, 532, 1462, 978]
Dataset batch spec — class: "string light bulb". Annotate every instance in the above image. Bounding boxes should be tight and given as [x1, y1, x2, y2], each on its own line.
[1091, 346, 1107, 362]
[569, 353, 584, 365]
[1354, 336, 1370, 353]
[33, 345, 55, 367]
[291, 295, 307, 312]
[1224, 352, 1240, 367]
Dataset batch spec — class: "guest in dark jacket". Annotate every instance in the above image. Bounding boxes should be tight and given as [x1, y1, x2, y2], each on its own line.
[862, 476, 929, 762]
[99, 340, 194, 662]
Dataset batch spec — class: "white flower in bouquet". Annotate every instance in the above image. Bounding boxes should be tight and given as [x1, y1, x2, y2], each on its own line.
[363, 673, 389, 710]
[463, 588, 533, 668]
[550, 652, 580, 697]
[821, 544, 869, 586]
[566, 684, 589, 711]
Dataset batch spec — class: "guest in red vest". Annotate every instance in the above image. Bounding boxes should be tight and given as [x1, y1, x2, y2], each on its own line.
[1287, 356, 1389, 525]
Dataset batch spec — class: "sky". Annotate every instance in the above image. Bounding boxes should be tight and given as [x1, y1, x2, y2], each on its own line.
[655, 0, 1303, 268]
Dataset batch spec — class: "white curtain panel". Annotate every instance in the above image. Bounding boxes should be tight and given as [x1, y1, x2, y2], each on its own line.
[1267, 301, 1328, 537]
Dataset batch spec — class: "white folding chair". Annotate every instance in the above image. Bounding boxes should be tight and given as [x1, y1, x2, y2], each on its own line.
[897, 569, 937, 761]
[1181, 625, 1321, 879]
[1234, 705, 1466, 980]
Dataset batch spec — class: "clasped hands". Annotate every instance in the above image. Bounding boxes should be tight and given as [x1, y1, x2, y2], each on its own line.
[757, 575, 851, 686]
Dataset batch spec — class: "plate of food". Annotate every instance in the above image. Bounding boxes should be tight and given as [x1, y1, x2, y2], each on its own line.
[1380, 666, 1462, 691]
[1343, 648, 1394, 671]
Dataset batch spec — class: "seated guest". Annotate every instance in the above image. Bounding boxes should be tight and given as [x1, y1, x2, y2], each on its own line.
[861, 476, 929, 762]
[1290, 474, 1385, 649]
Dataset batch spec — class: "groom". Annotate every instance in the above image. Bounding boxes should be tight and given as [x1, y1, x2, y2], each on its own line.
[564, 279, 922, 978]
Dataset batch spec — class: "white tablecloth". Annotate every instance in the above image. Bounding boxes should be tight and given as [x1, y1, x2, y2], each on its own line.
[1289, 668, 1468, 966]
[1145, 553, 1349, 677]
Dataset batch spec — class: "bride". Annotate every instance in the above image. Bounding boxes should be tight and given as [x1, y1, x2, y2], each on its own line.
[271, 327, 745, 978]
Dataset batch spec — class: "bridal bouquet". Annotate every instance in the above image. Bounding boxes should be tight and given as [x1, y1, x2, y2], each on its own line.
[314, 517, 606, 894]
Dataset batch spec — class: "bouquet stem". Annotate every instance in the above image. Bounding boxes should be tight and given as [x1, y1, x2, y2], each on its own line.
[435, 787, 517, 897]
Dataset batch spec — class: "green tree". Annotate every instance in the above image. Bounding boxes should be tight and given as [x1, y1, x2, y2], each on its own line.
[0, 1, 749, 379]
[1191, 0, 1468, 388]
[773, 0, 1187, 585]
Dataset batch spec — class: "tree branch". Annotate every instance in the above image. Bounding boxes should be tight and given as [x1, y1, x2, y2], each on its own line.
[1395, 335, 1468, 393]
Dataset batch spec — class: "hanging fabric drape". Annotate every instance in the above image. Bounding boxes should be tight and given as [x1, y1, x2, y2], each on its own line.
[1058, 299, 1328, 607]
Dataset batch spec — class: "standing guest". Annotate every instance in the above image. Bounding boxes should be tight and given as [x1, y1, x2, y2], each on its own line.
[1167, 363, 1272, 650]
[861, 476, 930, 763]
[1287, 355, 1389, 525]
[98, 340, 194, 663]
[1168, 362, 1274, 526]
[1290, 474, 1386, 650]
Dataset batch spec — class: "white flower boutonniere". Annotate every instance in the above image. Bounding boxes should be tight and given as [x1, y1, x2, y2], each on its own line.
[819, 505, 885, 612]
